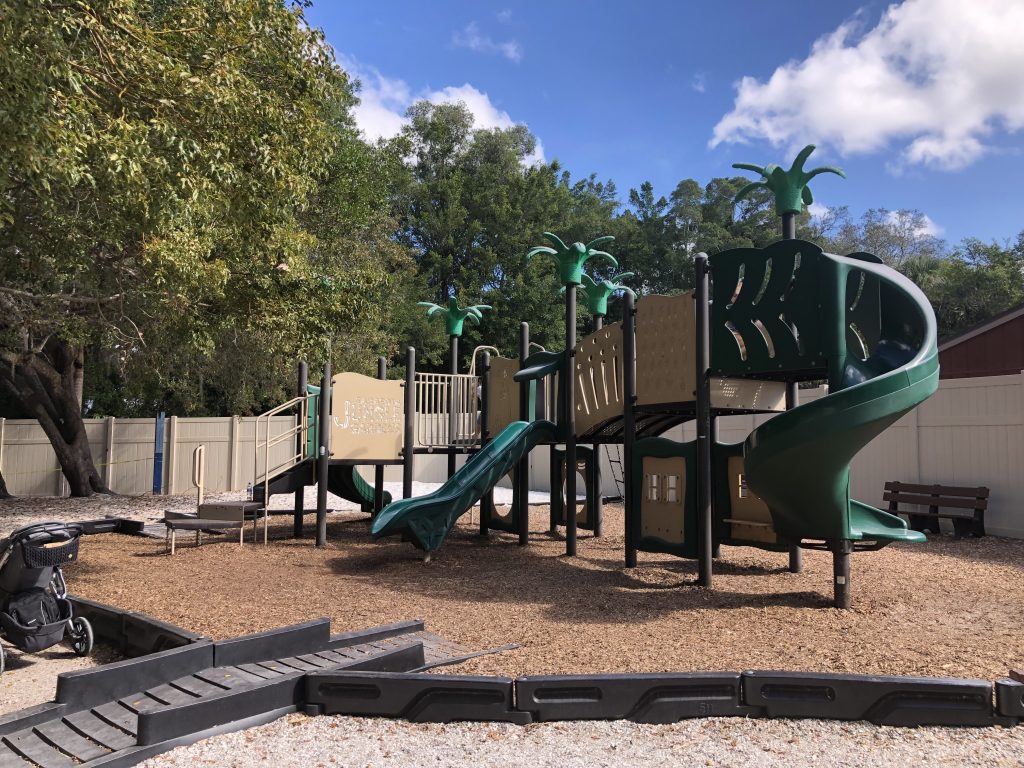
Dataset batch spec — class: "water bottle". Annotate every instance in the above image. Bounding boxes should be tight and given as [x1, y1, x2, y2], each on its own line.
[246, 482, 253, 501]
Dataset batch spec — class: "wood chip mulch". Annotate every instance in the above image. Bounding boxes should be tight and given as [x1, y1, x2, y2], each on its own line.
[63, 504, 1024, 681]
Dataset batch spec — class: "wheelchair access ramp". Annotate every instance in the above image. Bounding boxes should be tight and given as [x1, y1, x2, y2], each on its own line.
[0, 619, 475, 768]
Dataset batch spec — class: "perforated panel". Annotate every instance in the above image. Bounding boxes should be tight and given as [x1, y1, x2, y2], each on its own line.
[574, 323, 624, 436]
[636, 294, 696, 405]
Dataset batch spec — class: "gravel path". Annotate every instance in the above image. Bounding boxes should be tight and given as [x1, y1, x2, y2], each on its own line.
[0, 643, 120, 715]
[139, 713, 1024, 768]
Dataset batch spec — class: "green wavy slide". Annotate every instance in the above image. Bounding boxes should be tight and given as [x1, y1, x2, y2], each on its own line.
[327, 464, 391, 513]
[738, 249, 939, 545]
[371, 420, 557, 552]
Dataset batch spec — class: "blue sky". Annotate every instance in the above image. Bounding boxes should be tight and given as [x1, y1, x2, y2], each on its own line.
[306, 0, 1024, 246]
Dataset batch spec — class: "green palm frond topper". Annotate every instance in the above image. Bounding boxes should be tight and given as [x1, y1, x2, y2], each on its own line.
[562, 272, 636, 317]
[417, 297, 493, 337]
[732, 144, 845, 215]
[526, 232, 618, 286]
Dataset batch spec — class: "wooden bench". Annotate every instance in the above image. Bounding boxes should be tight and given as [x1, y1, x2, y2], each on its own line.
[883, 482, 989, 538]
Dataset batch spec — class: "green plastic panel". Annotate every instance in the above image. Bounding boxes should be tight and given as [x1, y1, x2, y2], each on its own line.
[710, 239, 832, 378]
[371, 420, 558, 552]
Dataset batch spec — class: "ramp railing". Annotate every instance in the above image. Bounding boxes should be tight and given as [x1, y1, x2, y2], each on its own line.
[414, 373, 481, 448]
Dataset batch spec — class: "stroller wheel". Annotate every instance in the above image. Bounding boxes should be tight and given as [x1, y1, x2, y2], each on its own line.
[69, 617, 93, 657]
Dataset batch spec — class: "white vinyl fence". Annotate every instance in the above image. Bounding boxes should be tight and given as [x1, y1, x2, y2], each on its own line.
[2, 374, 1022, 538]
[0, 416, 295, 496]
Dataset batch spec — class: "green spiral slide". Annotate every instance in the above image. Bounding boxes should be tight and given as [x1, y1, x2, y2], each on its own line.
[714, 241, 939, 546]
[371, 419, 558, 552]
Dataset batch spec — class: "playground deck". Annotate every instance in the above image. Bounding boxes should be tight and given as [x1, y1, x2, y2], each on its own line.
[56, 502, 1024, 683]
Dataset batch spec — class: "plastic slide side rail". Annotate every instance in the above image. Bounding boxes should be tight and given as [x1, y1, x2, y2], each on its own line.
[371, 420, 558, 552]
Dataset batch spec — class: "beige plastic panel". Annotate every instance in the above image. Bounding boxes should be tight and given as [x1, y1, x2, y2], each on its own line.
[488, 357, 520, 434]
[640, 456, 687, 544]
[636, 294, 695, 405]
[574, 322, 624, 436]
[330, 373, 404, 461]
[711, 378, 786, 411]
[726, 454, 777, 544]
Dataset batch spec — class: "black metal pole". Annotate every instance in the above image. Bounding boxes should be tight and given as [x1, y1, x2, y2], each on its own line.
[374, 356, 387, 514]
[832, 539, 852, 609]
[448, 334, 458, 480]
[565, 285, 578, 557]
[711, 413, 721, 559]
[782, 212, 796, 241]
[516, 322, 530, 546]
[592, 312, 604, 537]
[315, 362, 331, 547]
[479, 351, 491, 537]
[784, 382, 803, 573]
[623, 292, 637, 567]
[695, 254, 713, 587]
[403, 346, 415, 500]
[294, 361, 308, 539]
[549, 374, 559, 533]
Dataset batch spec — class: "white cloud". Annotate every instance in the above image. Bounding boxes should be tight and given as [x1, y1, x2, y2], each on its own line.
[341, 57, 545, 165]
[691, 72, 707, 94]
[452, 21, 522, 63]
[496, 9, 512, 24]
[711, 0, 1024, 171]
[807, 202, 830, 219]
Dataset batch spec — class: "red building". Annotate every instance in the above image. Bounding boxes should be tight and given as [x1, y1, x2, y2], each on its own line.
[938, 303, 1024, 379]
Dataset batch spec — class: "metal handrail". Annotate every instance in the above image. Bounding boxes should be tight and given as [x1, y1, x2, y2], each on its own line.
[413, 372, 481, 448]
[192, 444, 206, 513]
[253, 394, 311, 545]
[469, 345, 501, 377]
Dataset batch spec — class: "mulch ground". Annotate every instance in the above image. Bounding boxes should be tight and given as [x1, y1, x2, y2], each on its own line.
[64, 504, 1024, 680]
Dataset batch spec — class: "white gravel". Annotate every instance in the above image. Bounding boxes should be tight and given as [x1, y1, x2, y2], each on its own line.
[140, 713, 1024, 768]
[1, 643, 120, 715]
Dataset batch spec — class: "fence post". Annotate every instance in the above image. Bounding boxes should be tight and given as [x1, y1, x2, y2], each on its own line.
[229, 415, 240, 491]
[166, 416, 179, 495]
[104, 416, 116, 489]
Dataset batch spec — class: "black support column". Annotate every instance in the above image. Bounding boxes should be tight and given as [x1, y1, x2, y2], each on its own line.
[695, 253, 713, 587]
[623, 292, 637, 568]
[479, 351, 491, 536]
[374, 356, 387, 514]
[315, 362, 331, 547]
[294, 361, 307, 539]
[785, 381, 803, 573]
[564, 284, 578, 557]
[448, 334, 458, 480]
[403, 347, 415, 500]
[516, 323, 530, 546]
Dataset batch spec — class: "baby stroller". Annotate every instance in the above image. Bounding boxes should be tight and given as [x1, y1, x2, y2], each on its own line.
[0, 521, 93, 674]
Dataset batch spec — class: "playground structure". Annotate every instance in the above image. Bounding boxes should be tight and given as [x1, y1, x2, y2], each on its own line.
[213, 146, 939, 610]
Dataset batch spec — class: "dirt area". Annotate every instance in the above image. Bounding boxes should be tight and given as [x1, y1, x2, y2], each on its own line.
[31, 498, 1022, 681]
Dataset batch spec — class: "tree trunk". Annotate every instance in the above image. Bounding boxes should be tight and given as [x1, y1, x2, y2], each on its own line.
[0, 338, 109, 497]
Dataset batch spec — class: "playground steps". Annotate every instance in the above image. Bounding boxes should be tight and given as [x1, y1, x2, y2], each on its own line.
[0, 622, 465, 768]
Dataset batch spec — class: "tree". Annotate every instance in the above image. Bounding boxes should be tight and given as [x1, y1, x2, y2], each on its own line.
[0, 1, 360, 494]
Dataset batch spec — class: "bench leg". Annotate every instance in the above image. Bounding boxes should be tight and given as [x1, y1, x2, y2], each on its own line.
[239, 525, 244, 547]
[196, 530, 201, 548]
[787, 541, 803, 573]
[170, 528, 176, 556]
[832, 539, 852, 610]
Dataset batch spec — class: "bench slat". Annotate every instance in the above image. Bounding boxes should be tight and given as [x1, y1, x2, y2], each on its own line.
[883, 481, 989, 497]
[883, 492, 987, 510]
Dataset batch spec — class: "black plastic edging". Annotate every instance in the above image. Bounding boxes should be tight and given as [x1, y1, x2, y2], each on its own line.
[68, 596, 203, 656]
[996, 679, 1024, 719]
[326, 619, 425, 649]
[306, 671, 530, 724]
[517, 673, 760, 722]
[56, 641, 215, 711]
[212, 618, 331, 668]
[741, 670, 1004, 727]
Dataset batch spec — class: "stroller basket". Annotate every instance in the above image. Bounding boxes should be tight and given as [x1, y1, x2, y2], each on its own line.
[22, 537, 80, 569]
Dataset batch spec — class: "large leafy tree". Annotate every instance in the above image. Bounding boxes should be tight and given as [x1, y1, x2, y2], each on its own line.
[0, 0, 385, 494]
